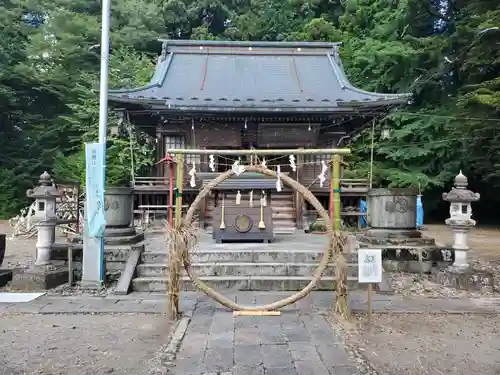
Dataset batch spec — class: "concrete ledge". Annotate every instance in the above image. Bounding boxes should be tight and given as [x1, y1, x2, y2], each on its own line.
[136, 262, 358, 278]
[114, 248, 143, 295]
[148, 316, 191, 375]
[132, 275, 360, 292]
[142, 249, 357, 264]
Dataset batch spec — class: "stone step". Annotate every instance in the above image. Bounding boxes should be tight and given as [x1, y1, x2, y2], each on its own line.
[272, 213, 296, 220]
[273, 227, 296, 235]
[137, 262, 358, 277]
[142, 249, 357, 264]
[132, 275, 360, 292]
[271, 206, 295, 212]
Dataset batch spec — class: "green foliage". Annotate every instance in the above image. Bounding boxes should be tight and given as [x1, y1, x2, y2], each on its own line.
[0, 0, 499, 219]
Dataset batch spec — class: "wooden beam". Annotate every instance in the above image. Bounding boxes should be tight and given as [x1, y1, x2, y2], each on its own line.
[233, 311, 281, 316]
[166, 148, 351, 156]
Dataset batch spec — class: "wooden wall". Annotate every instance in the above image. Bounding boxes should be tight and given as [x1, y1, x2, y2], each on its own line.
[154, 120, 346, 191]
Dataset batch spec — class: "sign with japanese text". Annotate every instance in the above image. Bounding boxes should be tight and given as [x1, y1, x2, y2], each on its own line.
[85, 143, 106, 238]
[358, 248, 382, 283]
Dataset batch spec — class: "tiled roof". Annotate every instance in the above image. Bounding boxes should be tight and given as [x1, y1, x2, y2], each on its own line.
[108, 40, 411, 113]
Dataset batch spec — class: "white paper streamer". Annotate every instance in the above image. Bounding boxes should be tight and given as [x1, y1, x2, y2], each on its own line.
[276, 165, 282, 192]
[231, 160, 245, 176]
[318, 160, 328, 188]
[261, 190, 267, 207]
[261, 158, 267, 168]
[208, 154, 215, 172]
[236, 190, 241, 205]
[249, 190, 254, 207]
[188, 161, 196, 187]
[289, 155, 296, 172]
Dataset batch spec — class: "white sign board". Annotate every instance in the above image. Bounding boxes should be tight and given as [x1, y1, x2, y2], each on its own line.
[358, 248, 383, 283]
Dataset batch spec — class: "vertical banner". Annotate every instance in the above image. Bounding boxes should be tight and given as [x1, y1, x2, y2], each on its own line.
[82, 142, 106, 286]
[85, 142, 107, 237]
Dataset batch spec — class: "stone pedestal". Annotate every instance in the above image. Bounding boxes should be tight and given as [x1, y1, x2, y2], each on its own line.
[35, 220, 57, 265]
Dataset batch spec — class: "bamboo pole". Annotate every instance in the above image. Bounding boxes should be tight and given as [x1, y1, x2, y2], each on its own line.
[167, 153, 184, 320]
[332, 155, 341, 232]
[175, 154, 184, 225]
[169, 162, 174, 226]
[165, 148, 351, 156]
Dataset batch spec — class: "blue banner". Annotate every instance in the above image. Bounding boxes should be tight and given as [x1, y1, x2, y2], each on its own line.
[85, 143, 106, 238]
[416, 194, 424, 228]
[360, 199, 367, 228]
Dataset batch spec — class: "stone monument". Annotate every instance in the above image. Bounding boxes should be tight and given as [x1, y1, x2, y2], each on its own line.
[442, 170, 480, 269]
[357, 188, 450, 274]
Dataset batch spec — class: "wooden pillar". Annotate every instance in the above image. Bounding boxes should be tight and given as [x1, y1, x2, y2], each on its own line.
[332, 154, 341, 231]
[175, 154, 184, 225]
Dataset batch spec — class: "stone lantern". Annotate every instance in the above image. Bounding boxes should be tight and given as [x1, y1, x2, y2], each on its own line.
[26, 171, 60, 265]
[442, 171, 480, 268]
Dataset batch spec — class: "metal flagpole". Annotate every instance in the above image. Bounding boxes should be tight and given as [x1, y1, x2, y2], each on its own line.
[82, 0, 110, 288]
[97, 0, 111, 283]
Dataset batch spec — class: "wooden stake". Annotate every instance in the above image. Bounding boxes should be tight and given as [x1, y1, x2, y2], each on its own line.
[233, 311, 281, 317]
[367, 283, 373, 329]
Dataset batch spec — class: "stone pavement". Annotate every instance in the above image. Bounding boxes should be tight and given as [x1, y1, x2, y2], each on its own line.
[1, 291, 499, 315]
[173, 294, 358, 375]
[1, 292, 500, 375]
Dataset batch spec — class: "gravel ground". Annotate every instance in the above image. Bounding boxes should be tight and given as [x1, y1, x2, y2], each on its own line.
[0, 314, 172, 375]
[341, 313, 500, 375]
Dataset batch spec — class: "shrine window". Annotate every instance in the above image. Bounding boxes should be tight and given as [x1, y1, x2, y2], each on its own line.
[164, 135, 200, 165]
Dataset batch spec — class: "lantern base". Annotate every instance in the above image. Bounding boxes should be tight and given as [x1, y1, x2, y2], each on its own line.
[9, 265, 68, 291]
[0, 269, 13, 287]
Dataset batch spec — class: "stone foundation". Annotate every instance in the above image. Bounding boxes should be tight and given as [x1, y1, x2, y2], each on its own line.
[9, 266, 68, 291]
[432, 266, 495, 292]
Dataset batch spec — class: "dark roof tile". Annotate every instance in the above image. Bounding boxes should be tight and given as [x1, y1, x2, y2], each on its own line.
[109, 40, 411, 112]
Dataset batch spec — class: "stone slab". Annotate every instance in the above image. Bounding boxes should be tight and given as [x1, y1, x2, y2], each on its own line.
[114, 248, 142, 295]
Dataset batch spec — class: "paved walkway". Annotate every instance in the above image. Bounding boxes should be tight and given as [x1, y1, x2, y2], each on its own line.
[174, 295, 357, 375]
[1, 291, 499, 315]
[1, 292, 500, 374]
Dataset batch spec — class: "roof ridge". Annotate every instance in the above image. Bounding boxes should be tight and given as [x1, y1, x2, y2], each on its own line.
[158, 39, 342, 50]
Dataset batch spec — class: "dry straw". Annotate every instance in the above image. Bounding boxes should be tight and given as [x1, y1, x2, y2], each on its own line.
[164, 219, 199, 320]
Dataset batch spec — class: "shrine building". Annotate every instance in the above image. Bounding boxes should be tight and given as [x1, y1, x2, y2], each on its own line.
[108, 40, 410, 234]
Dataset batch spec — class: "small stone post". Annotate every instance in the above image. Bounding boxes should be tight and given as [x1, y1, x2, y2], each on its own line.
[442, 171, 480, 269]
[26, 171, 60, 266]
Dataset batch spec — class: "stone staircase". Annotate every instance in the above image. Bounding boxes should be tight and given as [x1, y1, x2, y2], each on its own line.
[132, 240, 359, 292]
[270, 193, 296, 235]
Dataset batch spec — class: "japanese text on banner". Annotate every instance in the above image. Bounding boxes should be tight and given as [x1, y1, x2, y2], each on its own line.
[85, 143, 106, 238]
